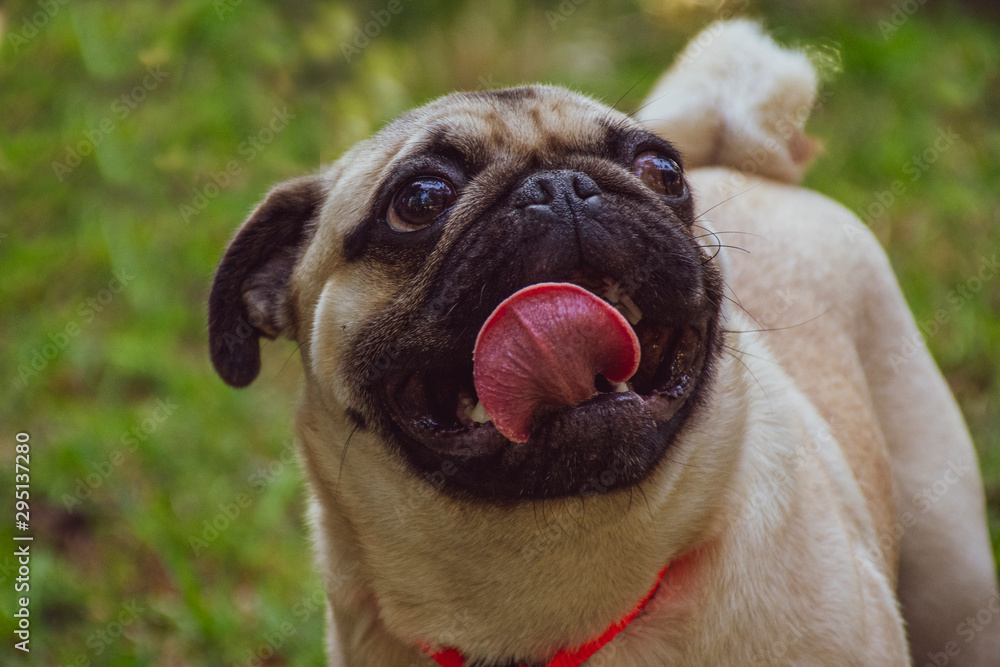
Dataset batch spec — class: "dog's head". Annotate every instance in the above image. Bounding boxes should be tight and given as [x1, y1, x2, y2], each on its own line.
[209, 85, 724, 502]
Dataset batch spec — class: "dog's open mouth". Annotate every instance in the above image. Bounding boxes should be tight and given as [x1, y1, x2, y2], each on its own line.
[382, 271, 712, 498]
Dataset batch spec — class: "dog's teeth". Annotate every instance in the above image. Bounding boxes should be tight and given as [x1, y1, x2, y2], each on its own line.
[617, 293, 643, 325]
[601, 278, 624, 304]
[614, 381, 630, 393]
[470, 400, 492, 424]
[457, 394, 477, 425]
[598, 278, 642, 324]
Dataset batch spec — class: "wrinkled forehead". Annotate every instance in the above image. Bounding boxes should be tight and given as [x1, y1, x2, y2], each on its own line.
[379, 86, 633, 164]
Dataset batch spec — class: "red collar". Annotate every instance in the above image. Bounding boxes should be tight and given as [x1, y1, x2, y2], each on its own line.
[420, 564, 669, 667]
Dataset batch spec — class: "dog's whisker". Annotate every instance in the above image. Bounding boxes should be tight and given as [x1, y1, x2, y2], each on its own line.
[540, 497, 552, 533]
[694, 224, 724, 259]
[336, 424, 360, 494]
[691, 183, 763, 223]
[722, 345, 781, 366]
[575, 494, 587, 530]
[723, 347, 773, 412]
[656, 452, 720, 473]
[612, 67, 657, 112]
[692, 229, 767, 241]
[272, 341, 304, 381]
[622, 485, 635, 523]
[530, 499, 544, 534]
[721, 291, 767, 333]
[721, 308, 830, 335]
[569, 498, 587, 531]
[531, 499, 545, 534]
[721, 343, 777, 366]
[628, 94, 669, 120]
[702, 243, 751, 257]
[635, 482, 654, 522]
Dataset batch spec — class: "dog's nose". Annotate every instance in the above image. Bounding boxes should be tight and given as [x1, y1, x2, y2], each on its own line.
[515, 170, 603, 215]
[510, 170, 607, 270]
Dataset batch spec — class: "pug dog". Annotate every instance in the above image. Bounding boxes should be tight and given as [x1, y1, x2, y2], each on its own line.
[208, 20, 1000, 667]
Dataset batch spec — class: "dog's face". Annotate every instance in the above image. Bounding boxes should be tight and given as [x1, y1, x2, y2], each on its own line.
[210, 85, 724, 502]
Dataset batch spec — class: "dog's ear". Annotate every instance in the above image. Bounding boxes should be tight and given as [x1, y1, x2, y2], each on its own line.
[209, 175, 324, 388]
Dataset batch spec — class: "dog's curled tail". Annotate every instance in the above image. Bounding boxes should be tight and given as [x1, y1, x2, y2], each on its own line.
[636, 20, 823, 184]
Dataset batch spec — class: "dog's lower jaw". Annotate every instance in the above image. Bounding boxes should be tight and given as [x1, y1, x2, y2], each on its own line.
[377, 318, 720, 501]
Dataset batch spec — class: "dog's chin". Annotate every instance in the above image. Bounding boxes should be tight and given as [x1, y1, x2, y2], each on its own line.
[380, 311, 719, 501]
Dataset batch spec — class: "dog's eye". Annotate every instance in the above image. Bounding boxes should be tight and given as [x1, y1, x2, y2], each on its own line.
[632, 152, 684, 198]
[387, 177, 457, 232]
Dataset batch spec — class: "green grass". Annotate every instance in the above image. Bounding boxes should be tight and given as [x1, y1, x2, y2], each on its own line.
[1, 0, 998, 663]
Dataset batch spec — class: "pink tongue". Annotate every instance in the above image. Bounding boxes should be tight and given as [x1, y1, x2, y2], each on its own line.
[473, 282, 641, 443]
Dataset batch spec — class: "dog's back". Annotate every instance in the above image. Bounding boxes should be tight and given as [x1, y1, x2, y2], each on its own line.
[638, 20, 1000, 665]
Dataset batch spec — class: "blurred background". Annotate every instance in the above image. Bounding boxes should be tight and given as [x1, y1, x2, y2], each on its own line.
[1, 0, 998, 663]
